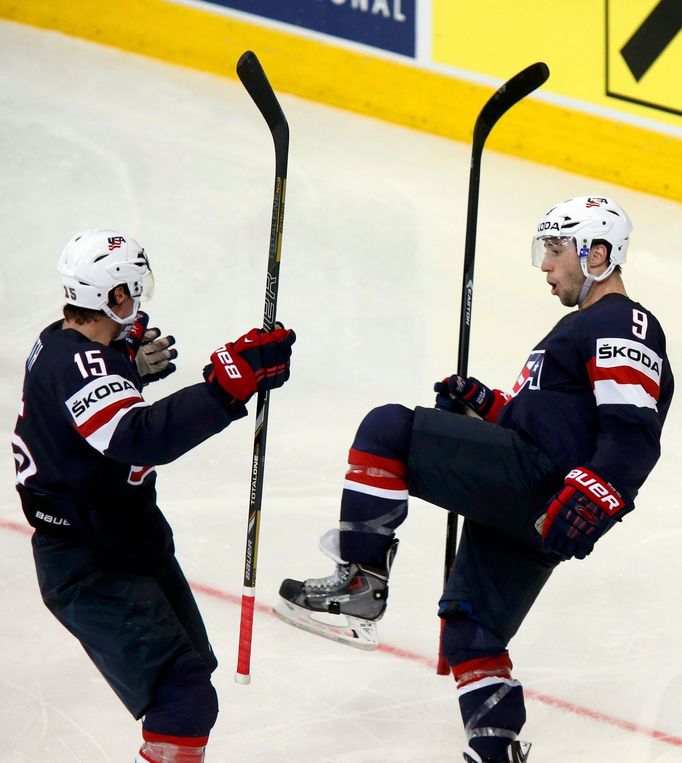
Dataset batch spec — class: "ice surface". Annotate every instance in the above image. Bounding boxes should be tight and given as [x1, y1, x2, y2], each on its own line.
[1, 19, 681, 762]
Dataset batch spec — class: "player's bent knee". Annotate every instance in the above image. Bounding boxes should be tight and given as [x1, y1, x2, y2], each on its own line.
[143, 651, 219, 742]
[353, 404, 413, 461]
[441, 611, 507, 667]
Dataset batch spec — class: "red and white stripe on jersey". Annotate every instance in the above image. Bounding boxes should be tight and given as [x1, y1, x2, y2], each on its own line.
[588, 338, 662, 409]
[65, 374, 147, 454]
[343, 447, 408, 500]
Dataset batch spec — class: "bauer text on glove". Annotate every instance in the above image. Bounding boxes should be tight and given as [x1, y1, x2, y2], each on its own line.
[537, 466, 632, 561]
[207, 327, 296, 404]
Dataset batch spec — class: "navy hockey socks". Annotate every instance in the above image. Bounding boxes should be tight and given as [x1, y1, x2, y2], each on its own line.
[338, 405, 412, 567]
[455, 655, 526, 762]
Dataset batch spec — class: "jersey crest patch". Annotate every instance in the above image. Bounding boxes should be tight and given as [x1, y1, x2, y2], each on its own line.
[127, 464, 156, 485]
[512, 351, 544, 396]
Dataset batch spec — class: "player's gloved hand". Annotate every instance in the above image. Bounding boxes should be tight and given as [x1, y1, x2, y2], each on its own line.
[136, 330, 178, 384]
[537, 466, 632, 561]
[119, 312, 177, 384]
[207, 325, 296, 404]
[123, 311, 151, 361]
[433, 379, 467, 414]
[124, 312, 178, 385]
[434, 375, 501, 419]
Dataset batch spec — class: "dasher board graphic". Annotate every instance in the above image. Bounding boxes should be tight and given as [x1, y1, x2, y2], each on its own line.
[606, 0, 682, 116]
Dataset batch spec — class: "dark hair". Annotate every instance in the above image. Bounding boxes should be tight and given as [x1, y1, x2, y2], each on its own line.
[62, 284, 130, 324]
[63, 304, 102, 325]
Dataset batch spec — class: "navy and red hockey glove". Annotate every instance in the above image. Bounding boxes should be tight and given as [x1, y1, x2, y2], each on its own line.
[124, 312, 177, 385]
[434, 375, 509, 422]
[207, 326, 296, 404]
[123, 311, 150, 360]
[539, 466, 632, 561]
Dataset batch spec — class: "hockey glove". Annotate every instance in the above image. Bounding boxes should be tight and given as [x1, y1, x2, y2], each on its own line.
[434, 375, 509, 422]
[116, 312, 177, 384]
[122, 311, 150, 361]
[123, 312, 178, 385]
[433, 379, 467, 414]
[136, 330, 177, 384]
[207, 326, 296, 404]
[538, 466, 632, 561]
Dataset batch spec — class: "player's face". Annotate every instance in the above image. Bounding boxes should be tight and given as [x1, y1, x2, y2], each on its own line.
[538, 237, 584, 307]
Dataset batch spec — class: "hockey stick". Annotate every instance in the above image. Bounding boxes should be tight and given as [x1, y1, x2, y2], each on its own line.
[234, 50, 289, 685]
[436, 62, 550, 676]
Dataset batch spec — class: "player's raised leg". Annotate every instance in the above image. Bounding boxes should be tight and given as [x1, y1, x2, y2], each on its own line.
[274, 404, 412, 648]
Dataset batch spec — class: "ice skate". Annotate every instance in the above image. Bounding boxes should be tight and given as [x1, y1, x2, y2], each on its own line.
[273, 530, 398, 650]
[463, 739, 531, 763]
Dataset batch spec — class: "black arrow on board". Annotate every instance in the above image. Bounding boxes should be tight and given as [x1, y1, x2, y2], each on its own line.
[620, 0, 682, 81]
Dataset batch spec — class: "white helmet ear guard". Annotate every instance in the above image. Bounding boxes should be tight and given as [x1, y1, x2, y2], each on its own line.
[58, 230, 153, 326]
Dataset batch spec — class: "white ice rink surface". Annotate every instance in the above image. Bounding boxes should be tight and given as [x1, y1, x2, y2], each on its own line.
[1, 20, 681, 763]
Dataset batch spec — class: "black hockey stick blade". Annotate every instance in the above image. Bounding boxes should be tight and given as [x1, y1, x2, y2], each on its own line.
[473, 62, 549, 149]
[458, 61, 550, 372]
[237, 51, 289, 147]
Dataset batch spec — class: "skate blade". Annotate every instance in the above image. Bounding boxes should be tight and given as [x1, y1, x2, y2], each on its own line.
[273, 596, 379, 650]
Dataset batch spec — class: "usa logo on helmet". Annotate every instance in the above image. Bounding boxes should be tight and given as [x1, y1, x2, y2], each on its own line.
[108, 236, 125, 251]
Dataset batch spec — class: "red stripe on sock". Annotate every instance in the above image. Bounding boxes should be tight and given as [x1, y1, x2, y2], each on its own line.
[348, 447, 407, 478]
[142, 731, 209, 746]
[345, 468, 407, 492]
[452, 652, 513, 688]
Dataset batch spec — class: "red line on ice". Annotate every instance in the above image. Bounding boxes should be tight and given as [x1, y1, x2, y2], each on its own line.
[3, 519, 680, 748]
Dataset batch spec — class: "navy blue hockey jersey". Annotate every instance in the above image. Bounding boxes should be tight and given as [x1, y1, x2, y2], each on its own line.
[497, 294, 673, 504]
[12, 321, 246, 571]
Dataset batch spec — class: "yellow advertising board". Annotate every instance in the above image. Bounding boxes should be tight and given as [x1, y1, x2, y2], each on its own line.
[433, 0, 682, 128]
[1, 0, 681, 201]
[606, 0, 682, 116]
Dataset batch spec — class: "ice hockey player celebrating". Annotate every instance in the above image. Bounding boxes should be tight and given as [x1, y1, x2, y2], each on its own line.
[12, 230, 296, 763]
[274, 197, 674, 762]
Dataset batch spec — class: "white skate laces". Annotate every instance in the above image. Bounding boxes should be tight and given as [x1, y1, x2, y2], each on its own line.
[304, 562, 352, 592]
[304, 528, 351, 591]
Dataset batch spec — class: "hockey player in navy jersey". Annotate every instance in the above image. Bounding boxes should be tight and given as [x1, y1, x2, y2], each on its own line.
[274, 197, 673, 762]
[12, 230, 295, 763]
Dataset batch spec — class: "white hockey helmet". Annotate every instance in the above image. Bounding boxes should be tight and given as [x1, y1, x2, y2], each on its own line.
[532, 196, 632, 304]
[532, 196, 631, 273]
[58, 230, 153, 326]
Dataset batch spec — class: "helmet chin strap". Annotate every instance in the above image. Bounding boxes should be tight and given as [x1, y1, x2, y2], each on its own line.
[578, 274, 594, 306]
[577, 257, 616, 307]
[101, 298, 141, 340]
